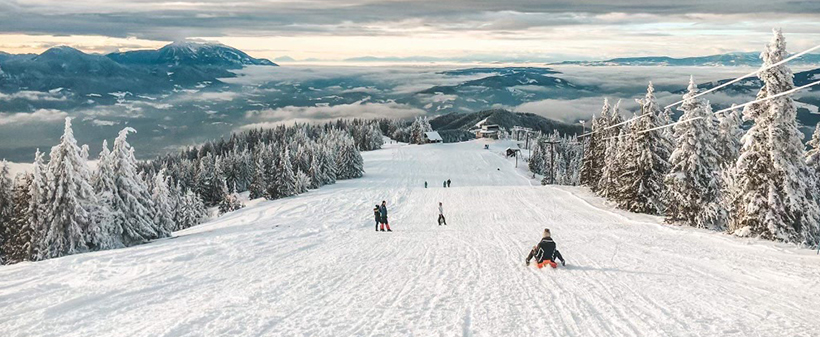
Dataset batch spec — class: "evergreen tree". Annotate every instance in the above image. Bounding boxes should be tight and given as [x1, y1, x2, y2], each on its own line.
[28, 149, 48, 260]
[726, 29, 820, 244]
[5, 173, 33, 263]
[295, 170, 311, 194]
[218, 179, 244, 215]
[716, 106, 744, 168]
[249, 152, 269, 199]
[336, 137, 365, 180]
[152, 169, 176, 233]
[275, 148, 297, 198]
[0, 162, 13, 263]
[195, 153, 224, 206]
[597, 99, 624, 196]
[616, 83, 670, 215]
[110, 127, 166, 246]
[581, 100, 612, 188]
[805, 123, 820, 181]
[89, 140, 123, 251]
[39, 118, 98, 259]
[664, 77, 725, 229]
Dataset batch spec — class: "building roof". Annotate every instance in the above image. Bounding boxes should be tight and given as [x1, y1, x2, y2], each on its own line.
[424, 131, 443, 141]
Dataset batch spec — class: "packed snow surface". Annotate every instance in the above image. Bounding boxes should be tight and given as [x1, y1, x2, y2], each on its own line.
[2, 140, 819, 336]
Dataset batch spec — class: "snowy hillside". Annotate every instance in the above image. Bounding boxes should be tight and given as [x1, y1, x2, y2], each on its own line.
[1, 140, 819, 336]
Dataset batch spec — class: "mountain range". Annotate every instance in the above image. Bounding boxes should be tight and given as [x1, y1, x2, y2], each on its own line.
[0, 42, 277, 95]
[555, 52, 820, 67]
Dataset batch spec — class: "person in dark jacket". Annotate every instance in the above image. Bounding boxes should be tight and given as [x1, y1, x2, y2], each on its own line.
[379, 201, 392, 232]
[447, 179, 451, 187]
[373, 205, 381, 231]
[525, 228, 566, 268]
[443, 181, 446, 188]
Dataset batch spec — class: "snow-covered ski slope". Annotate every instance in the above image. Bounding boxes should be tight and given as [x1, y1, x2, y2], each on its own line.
[2, 140, 820, 337]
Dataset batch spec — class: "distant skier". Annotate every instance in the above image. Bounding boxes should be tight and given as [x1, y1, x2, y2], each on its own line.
[525, 228, 566, 268]
[443, 181, 446, 188]
[373, 205, 381, 231]
[447, 179, 451, 188]
[438, 202, 447, 226]
[424, 181, 428, 188]
[379, 201, 392, 232]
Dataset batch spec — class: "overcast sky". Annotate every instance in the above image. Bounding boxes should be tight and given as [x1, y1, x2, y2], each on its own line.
[1, 0, 819, 61]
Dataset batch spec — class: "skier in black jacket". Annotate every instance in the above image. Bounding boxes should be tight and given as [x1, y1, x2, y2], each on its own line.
[379, 201, 392, 232]
[525, 228, 566, 268]
[373, 205, 381, 231]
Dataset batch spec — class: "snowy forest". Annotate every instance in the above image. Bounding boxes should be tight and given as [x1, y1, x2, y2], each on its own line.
[574, 30, 820, 246]
[0, 119, 383, 265]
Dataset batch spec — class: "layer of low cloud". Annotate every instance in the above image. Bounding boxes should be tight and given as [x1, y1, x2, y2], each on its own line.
[241, 99, 425, 129]
[0, 109, 68, 125]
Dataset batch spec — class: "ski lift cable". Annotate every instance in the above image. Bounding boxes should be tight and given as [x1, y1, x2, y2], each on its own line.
[662, 43, 820, 110]
[598, 78, 820, 141]
[577, 43, 820, 139]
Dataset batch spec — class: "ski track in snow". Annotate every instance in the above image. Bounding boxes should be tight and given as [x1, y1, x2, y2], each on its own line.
[1, 139, 820, 337]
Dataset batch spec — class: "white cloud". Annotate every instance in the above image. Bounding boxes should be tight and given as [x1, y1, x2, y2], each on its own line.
[0, 90, 68, 102]
[0, 109, 68, 125]
[241, 99, 425, 129]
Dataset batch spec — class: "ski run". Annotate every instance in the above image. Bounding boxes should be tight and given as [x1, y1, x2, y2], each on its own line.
[1, 139, 819, 337]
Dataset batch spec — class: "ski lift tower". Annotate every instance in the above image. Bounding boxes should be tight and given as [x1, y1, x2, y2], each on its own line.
[512, 126, 538, 150]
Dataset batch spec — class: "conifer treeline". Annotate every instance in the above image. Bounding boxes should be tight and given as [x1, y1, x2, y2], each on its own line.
[578, 30, 820, 246]
[0, 118, 385, 265]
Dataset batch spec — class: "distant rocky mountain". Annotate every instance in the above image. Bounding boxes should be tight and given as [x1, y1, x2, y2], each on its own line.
[107, 41, 276, 68]
[556, 52, 820, 67]
[430, 109, 584, 142]
[0, 42, 276, 95]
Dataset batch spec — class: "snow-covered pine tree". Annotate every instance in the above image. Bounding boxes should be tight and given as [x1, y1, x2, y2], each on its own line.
[152, 169, 176, 233]
[307, 152, 321, 189]
[320, 144, 337, 185]
[0, 162, 13, 263]
[336, 137, 364, 180]
[806, 123, 820, 182]
[38, 118, 98, 259]
[5, 173, 33, 263]
[616, 83, 670, 215]
[664, 77, 725, 229]
[195, 153, 225, 206]
[275, 147, 297, 199]
[528, 138, 545, 175]
[89, 140, 123, 251]
[716, 106, 744, 168]
[581, 100, 611, 189]
[110, 127, 167, 246]
[596, 99, 623, 196]
[726, 29, 820, 244]
[249, 152, 269, 200]
[658, 107, 675, 150]
[27, 149, 48, 260]
[295, 170, 311, 194]
[218, 179, 244, 215]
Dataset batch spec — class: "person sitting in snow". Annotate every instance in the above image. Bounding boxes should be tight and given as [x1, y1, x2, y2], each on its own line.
[379, 201, 392, 232]
[525, 228, 566, 268]
[438, 202, 447, 226]
[373, 205, 382, 232]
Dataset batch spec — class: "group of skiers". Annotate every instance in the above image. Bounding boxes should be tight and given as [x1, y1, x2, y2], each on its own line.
[370, 198, 566, 269]
[424, 179, 452, 188]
